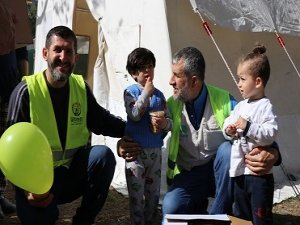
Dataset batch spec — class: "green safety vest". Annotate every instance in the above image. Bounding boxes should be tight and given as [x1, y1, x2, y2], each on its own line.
[24, 73, 90, 167]
[166, 84, 231, 185]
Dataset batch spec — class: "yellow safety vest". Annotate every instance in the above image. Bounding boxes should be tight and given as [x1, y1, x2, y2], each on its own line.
[24, 73, 90, 167]
[166, 84, 231, 185]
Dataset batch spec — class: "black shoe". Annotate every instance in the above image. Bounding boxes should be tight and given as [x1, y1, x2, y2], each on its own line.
[0, 205, 4, 219]
[0, 197, 16, 214]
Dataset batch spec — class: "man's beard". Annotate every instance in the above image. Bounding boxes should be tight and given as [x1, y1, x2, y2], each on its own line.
[173, 83, 192, 102]
[48, 60, 74, 82]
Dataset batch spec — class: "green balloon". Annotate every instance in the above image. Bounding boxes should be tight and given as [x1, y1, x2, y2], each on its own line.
[0, 122, 53, 194]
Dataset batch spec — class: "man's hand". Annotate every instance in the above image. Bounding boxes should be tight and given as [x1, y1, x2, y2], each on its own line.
[245, 146, 279, 175]
[117, 136, 141, 162]
[25, 191, 53, 208]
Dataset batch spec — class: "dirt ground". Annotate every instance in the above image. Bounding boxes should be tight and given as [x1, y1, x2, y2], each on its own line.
[1, 183, 300, 225]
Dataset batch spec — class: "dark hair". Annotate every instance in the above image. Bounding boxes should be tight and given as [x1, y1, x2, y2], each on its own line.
[172, 47, 205, 82]
[45, 26, 77, 52]
[126, 47, 156, 75]
[239, 43, 270, 87]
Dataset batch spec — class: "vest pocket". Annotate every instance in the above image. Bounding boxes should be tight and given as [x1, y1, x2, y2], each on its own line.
[203, 129, 225, 151]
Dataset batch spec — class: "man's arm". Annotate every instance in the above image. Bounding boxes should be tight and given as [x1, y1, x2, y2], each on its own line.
[86, 84, 141, 161]
[7, 80, 30, 126]
[86, 84, 126, 137]
[245, 142, 281, 175]
[116, 136, 141, 162]
[7, 82, 54, 207]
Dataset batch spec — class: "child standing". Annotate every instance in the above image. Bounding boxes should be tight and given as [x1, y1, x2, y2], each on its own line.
[223, 44, 278, 225]
[124, 47, 172, 225]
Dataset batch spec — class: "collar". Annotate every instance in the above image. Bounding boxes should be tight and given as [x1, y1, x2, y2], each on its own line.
[185, 83, 208, 130]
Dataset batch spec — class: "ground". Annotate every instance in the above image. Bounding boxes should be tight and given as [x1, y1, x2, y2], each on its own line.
[1, 183, 300, 225]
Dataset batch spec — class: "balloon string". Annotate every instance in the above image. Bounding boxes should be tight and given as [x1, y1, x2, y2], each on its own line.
[194, 8, 239, 91]
[275, 31, 300, 79]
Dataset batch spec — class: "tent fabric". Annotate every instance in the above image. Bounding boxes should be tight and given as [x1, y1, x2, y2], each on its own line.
[91, 22, 130, 194]
[34, 0, 75, 72]
[190, 0, 300, 36]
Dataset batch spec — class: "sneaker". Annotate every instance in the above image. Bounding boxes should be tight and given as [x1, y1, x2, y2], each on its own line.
[0, 197, 16, 214]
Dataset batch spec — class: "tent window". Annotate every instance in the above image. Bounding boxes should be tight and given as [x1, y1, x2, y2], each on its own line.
[74, 35, 90, 79]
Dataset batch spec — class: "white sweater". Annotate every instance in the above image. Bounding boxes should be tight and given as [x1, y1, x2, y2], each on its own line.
[223, 97, 278, 177]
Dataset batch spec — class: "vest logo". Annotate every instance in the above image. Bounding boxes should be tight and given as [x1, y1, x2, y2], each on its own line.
[71, 102, 83, 125]
[72, 102, 81, 116]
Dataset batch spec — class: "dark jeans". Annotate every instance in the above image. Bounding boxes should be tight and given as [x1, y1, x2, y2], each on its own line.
[233, 174, 274, 225]
[0, 171, 5, 195]
[15, 145, 116, 225]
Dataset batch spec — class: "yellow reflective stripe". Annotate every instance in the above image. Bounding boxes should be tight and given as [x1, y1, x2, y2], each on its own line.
[52, 147, 81, 162]
[64, 147, 80, 158]
[53, 158, 72, 168]
[52, 150, 64, 161]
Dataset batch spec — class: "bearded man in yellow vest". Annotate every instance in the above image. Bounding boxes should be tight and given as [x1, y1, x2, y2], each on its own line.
[161, 47, 281, 222]
[7, 25, 140, 225]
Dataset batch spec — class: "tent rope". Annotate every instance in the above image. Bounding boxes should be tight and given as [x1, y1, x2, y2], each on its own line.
[194, 8, 239, 89]
[275, 32, 300, 197]
[280, 164, 300, 197]
[194, 8, 300, 199]
[274, 31, 300, 79]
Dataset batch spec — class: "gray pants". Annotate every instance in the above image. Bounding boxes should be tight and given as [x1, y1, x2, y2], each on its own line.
[125, 148, 162, 225]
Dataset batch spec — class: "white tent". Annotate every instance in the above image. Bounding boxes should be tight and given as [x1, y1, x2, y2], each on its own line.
[34, 0, 300, 203]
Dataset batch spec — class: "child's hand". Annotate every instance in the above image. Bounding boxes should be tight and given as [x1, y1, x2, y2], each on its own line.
[225, 124, 237, 137]
[144, 77, 154, 96]
[234, 116, 247, 130]
[153, 115, 167, 131]
[149, 111, 166, 133]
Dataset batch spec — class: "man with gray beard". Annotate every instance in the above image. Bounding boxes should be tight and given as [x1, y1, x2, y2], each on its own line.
[161, 47, 281, 223]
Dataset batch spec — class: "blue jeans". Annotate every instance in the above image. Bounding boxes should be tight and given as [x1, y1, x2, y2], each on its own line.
[162, 141, 233, 219]
[15, 145, 116, 225]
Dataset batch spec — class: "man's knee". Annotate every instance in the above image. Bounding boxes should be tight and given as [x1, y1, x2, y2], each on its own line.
[163, 191, 209, 215]
[91, 145, 116, 167]
[216, 141, 232, 163]
[162, 191, 181, 215]
[214, 141, 232, 181]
